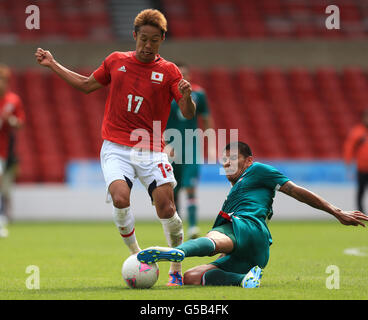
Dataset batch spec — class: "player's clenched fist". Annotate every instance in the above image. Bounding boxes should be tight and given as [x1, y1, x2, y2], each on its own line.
[178, 79, 192, 98]
[35, 48, 54, 67]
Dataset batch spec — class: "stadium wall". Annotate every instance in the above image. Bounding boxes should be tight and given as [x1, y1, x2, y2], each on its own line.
[12, 183, 356, 222]
[12, 161, 359, 222]
[2, 40, 368, 69]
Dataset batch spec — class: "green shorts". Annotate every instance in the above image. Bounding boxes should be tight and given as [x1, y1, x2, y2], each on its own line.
[210, 219, 270, 274]
[211, 222, 237, 246]
[172, 163, 199, 189]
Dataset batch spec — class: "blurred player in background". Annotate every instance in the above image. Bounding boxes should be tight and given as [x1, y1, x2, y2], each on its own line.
[165, 62, 213, 239]
[138, 141, 368, 288]
[35, 9, 196, 286]
[0, 64, 25, 238]
[2, 132, 18, 221]
[343, 109, 368, 213]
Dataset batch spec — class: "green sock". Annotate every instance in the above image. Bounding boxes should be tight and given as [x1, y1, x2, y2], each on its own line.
[202, 269, 245, 286]
[187, 193, 197, 227]
[176, 237, 216, 257]
[188, 203, 197, 228]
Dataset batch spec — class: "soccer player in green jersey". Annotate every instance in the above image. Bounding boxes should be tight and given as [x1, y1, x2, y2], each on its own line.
[165, 62, 213, 239]
[138, 141, 368, 287]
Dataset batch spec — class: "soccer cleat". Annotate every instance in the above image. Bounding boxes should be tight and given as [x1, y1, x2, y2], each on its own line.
[167, 271, 183, 287]
[241, 266, 263, 288]
[137, 246, 185, 264]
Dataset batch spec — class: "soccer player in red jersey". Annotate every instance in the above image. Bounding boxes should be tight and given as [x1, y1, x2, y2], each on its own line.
[35, 9, 196, 286]
[0, 64, 25, 238]
[343, 109, 368, 213]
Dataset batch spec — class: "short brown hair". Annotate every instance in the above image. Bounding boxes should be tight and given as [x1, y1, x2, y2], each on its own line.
[0, 64, 10, 81]
[225, 142, 253, 157]
[134, 9, 167, 36]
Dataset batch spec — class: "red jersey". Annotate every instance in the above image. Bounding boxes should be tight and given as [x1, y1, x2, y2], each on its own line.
[93, 51, 183, 152]
[0, 91, 25, 159]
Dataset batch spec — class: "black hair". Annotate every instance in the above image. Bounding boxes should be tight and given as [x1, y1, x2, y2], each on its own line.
[225, 141, 252, 157]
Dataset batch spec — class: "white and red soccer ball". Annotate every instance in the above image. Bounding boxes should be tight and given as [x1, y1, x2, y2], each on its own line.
[122, 254, 159, 289]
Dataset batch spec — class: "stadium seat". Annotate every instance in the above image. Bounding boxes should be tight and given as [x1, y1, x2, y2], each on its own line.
[1, 0, 114, 41]
[176, 0, 368, 39]
[4, 0, 368, 40]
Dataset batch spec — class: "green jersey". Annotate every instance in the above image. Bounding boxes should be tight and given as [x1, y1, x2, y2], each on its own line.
[165, 84, 209, 164]
[213, 162, 290, 244]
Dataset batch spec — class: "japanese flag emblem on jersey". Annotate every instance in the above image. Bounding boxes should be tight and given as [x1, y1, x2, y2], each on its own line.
[151, 71, 164, 82]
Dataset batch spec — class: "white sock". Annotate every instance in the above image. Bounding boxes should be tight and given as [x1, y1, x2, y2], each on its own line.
[112, 206, 140, 254]
[0, 213, 8, 228]
[160, 212, 184, 273]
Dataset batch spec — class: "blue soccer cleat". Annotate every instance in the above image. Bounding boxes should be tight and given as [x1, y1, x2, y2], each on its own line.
[241, 266, 263, 288]
[137, 246, 185, 264]
[167, 271, 183, 287]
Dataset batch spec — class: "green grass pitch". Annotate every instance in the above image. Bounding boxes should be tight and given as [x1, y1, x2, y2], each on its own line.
[0, 220, 367, 300]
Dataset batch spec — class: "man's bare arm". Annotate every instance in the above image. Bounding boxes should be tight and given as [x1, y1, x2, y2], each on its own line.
[279, 181, 368, 227]
[178, 79, 196, 119]
[35, 48, 102, 94]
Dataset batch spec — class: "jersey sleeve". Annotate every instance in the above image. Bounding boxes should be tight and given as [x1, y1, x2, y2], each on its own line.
[14, 95, 25, 124]
[257, 163, 290, 191]
[169, 64, 183, 103]
[5, 93, 25, 125]
[92, 52, 117, 86]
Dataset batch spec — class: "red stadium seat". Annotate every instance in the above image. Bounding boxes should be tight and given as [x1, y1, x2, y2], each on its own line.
[4, 0, 368, 40]
[12, 65, 367, 182]
[2, 0, 114, 41]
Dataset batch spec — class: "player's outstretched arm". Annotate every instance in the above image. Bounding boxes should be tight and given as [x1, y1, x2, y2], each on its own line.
[35, 48, 102, 94]
[178, 79, 196, 119]
[279, 181, 368, 227]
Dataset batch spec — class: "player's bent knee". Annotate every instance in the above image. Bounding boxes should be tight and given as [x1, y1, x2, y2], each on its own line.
[207, 231, 234, 254]
[111, 195, 130, 209]
[151, 183, 176, 219]
[109, 181, 131, 209]
[154, 197, 176, 219]
[157, 201, 176, 218]
[183, 269, 202, 285]
[184, 265, 216, 285]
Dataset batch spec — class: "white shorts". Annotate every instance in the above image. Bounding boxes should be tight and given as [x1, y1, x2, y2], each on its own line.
[100, 140, 177, 202]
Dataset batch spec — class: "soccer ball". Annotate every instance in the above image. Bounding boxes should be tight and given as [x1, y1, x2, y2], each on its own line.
[122, 254, 159, 289]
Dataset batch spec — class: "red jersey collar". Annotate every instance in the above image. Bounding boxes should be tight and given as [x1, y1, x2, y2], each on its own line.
[132, 51, 161, 65]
